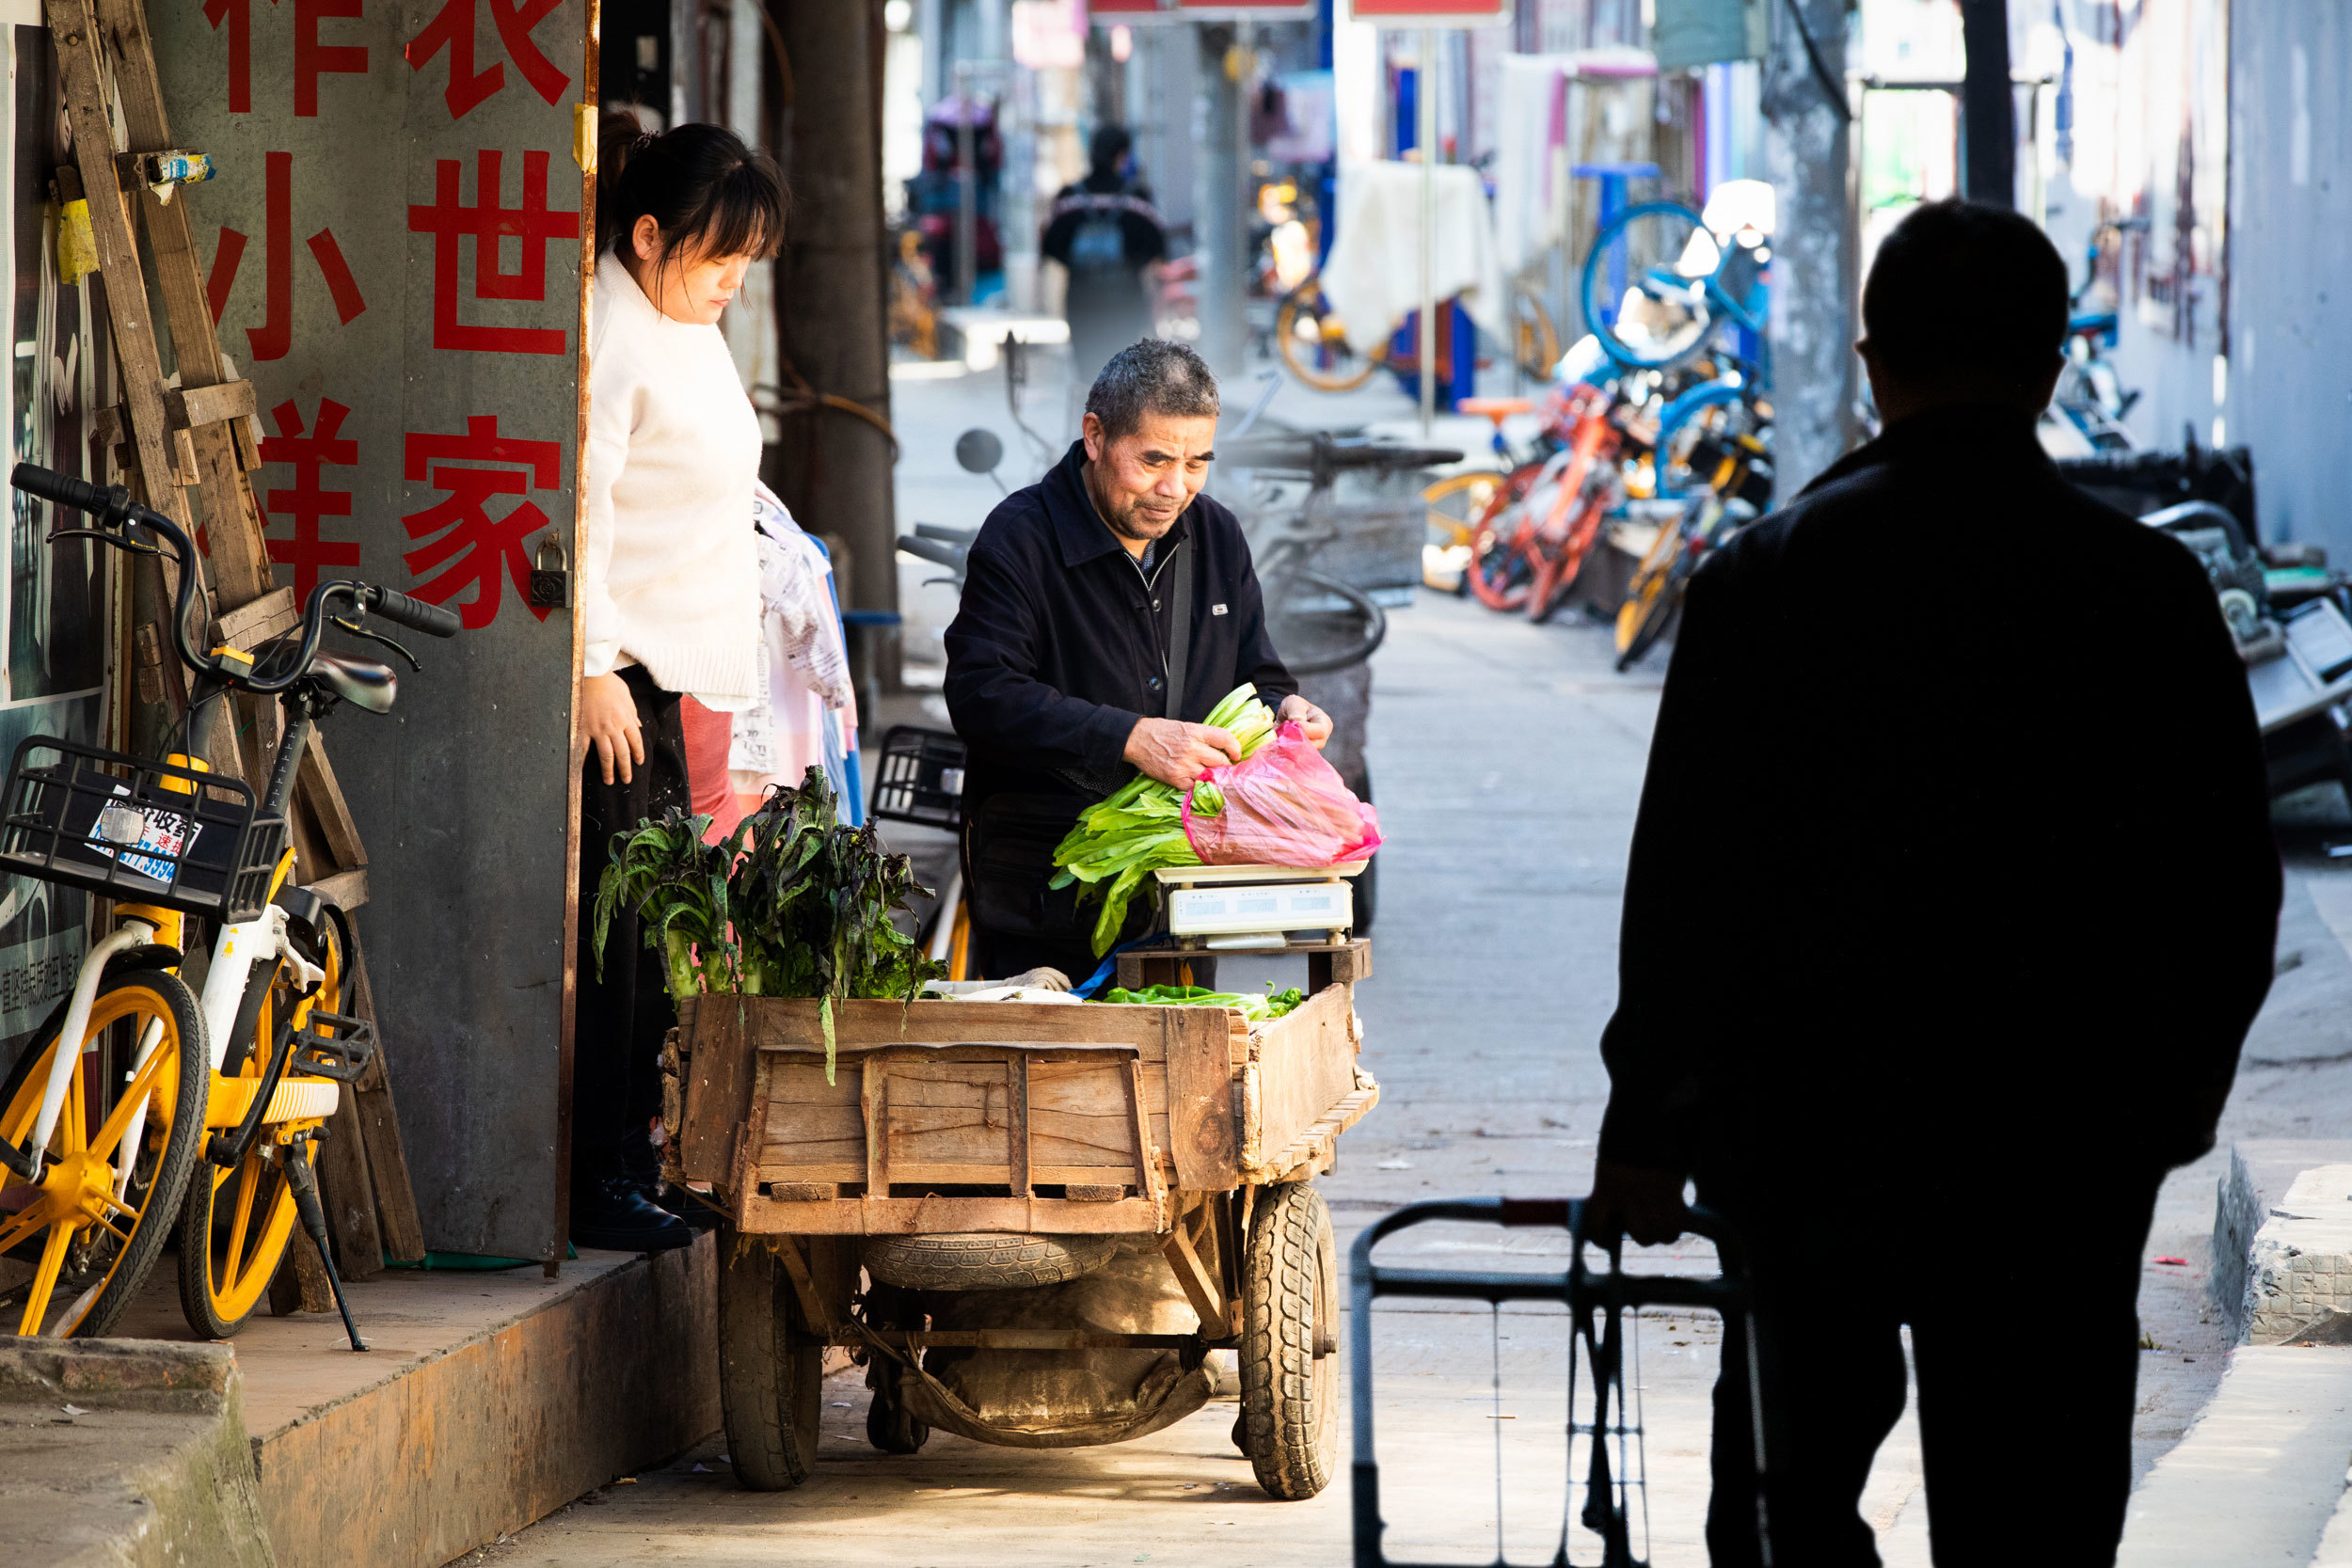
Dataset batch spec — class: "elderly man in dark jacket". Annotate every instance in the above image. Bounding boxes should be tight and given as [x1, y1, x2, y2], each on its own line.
[1590, 202, 2280, 1565]
[946, 339, 1329, 982]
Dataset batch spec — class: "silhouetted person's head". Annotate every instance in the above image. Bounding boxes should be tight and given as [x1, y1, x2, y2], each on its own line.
[1859, 199, 2069, 427]
[1089, 124, 1134, 180]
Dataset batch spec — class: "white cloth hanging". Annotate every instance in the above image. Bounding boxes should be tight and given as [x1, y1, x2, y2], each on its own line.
[730, 483, 857, 800]
[1317, 161, 1509, 354]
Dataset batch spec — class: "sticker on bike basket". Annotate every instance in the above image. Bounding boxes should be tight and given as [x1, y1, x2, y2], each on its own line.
[87, 784, 199, 886]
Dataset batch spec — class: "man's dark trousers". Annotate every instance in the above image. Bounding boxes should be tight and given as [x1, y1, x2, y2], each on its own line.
[1702, 1175, 2158, 1567]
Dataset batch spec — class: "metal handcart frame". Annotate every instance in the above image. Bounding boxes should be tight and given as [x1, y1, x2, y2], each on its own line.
[1349, 1197, 1770, 1568]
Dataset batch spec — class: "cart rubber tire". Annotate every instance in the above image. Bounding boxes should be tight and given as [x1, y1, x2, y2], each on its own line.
[716, 1232, 823, 1490]
[866, 1383, 931, 1454]
[1237, 1181, 1339, 1500]
[863, 1230, 1118, 1291]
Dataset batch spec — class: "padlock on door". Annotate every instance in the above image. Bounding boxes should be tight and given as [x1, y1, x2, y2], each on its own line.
[528, 533, 571, 610]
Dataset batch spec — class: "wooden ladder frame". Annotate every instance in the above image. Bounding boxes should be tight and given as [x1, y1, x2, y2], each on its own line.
[44, 0, 425, 1292]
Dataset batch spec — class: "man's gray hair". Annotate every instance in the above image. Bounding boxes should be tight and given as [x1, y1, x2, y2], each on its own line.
[1085, 339, 1220, 439]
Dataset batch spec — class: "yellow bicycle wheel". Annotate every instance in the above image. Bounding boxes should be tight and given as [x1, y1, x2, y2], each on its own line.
[178, 911, 347, 1337]
[1422, 470, 1507, 594]
[0, 970, 208, 1338]
[1615, 515, 1686, 656]
[1276, 277, 1387, 393]
[1510, 282, 1561, 380]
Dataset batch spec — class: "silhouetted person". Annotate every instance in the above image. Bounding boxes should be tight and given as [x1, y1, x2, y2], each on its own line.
[1589, 200, 2280, 1566]
[1042, 125, 1168, 391]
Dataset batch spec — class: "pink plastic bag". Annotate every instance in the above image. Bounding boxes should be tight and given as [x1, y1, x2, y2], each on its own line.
[1181, 721, 1384, 867]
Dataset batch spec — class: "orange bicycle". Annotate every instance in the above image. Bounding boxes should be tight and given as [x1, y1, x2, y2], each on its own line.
[1464, 383, 1627, 623]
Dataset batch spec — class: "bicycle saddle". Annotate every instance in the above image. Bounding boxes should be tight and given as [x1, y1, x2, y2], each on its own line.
[310, 652, 396, 714]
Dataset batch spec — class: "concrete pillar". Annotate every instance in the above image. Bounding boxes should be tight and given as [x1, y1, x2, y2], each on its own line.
[1762, 0, 1856, 494]
[770, 0, 899, 636]
[1196, 24, 1248, 373]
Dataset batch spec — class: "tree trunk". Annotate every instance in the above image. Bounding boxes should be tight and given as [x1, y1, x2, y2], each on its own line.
[1763, 0, 1857, 495]
[768, 0, 899, 653]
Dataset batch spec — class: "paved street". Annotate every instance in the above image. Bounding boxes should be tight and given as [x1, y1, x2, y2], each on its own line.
[477, 356, 2352, 1568]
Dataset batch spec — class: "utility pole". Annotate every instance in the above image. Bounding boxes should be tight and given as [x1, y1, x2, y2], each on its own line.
[1197, 24, 1248, 373]
[1762, 0, 1855, 494]
[770, 0, 899, 645]
[1960, 0, 2015, 207]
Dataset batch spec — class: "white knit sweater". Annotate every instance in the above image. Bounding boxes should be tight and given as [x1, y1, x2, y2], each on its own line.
[582, 250, 763, 707]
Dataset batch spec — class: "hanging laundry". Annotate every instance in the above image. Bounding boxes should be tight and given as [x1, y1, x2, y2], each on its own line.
[731, 482, 861, 826]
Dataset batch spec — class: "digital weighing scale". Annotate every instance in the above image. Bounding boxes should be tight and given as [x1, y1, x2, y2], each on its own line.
[1152, 862, 1369, 950]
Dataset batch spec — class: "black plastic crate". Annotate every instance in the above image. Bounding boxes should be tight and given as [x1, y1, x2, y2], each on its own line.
[869, 724, 966, 831]
[0, 736, 286, 923]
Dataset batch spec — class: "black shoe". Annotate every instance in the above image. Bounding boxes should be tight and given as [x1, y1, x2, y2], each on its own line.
[653, 1182, 723, 1232]
[570, 1175, 693, 1253]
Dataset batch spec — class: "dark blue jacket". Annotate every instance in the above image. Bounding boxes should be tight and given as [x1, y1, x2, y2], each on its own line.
[945, 440, 1295, 816]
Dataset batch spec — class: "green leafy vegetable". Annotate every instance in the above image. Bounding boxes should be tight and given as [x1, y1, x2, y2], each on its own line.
[598, 766, 946, 1083]
[1051, 683, 1280, 956]
[594, 807, 737, 1003]
[1095, 983, 1307, 1022]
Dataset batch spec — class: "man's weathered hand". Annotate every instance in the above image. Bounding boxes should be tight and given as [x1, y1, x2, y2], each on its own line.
[1124, 717, 1242, 786]
[1586, 1157, 1691, 1246]
[1277, 694, 1334, 750]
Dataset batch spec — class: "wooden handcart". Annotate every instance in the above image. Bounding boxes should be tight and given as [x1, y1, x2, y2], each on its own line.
[667, 938, 1380, 1499]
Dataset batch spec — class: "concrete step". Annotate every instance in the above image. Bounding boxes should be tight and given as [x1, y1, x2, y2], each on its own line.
[0, 1337, 274, 1568]
[2116, 1345, 2352, 1566]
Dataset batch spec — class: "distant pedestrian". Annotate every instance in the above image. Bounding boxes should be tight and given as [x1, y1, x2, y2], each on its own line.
[1042, 125, 1168, 394]
[1589, 199, 2281, 1567]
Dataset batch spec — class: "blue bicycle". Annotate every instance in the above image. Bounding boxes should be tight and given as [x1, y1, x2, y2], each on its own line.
[1580, 197, 1771, 374]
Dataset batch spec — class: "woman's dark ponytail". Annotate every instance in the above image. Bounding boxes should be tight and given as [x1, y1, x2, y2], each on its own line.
[596, 111, 787, 264]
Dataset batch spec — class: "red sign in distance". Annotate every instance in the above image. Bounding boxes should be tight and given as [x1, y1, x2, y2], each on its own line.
[1170, 0, 1318, 14]
[1345, 0, 1507, 21]
[1087, 0, 1165, 12]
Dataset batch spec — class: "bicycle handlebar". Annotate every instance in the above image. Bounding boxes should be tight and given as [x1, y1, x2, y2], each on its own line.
[9, 462, 459, 697]
[358, 585, 461, 640]
[10, 462, 110, 517]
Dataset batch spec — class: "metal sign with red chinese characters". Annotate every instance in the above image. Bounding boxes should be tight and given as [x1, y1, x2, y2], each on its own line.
[154, 0, 588, 1264]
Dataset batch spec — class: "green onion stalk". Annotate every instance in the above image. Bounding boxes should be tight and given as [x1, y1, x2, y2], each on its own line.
[1050, 682, 1279, 957]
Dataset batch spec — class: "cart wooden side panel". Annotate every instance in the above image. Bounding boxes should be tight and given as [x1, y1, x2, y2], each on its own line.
[1237, 983, 1365, 1180]
[673, 988, 1375, 1237]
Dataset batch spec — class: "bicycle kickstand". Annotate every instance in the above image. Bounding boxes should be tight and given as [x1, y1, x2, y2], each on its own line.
[284, 1135, 370, 1351]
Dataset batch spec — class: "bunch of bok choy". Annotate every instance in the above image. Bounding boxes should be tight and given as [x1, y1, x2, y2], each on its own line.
[1049, 682, 1279, 957]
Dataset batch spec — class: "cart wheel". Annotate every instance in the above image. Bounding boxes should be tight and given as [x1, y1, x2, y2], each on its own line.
[866, 1378, 931, 1455]
[717, 1231, 827, 1490]
[1237, 1182, 1340, 1500]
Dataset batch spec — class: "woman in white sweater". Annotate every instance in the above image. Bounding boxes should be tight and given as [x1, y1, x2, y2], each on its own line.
[573, 115, 782, 1252]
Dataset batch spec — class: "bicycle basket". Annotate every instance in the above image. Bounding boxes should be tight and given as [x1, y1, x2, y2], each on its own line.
[868, 725, 967, 831]
[0, 736, 286, 923]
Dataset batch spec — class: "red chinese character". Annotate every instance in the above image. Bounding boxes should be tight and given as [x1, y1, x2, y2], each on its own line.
[205, 0, 369, 117]
[202, 0, 252, 114]
[294, 0, 369, 117]
[259, 398, 362, 599]
[406, 150, 577, 356]
[207, 151, 367, 361]
[404, 0, 570, 119]
[401, 416, 562, 629]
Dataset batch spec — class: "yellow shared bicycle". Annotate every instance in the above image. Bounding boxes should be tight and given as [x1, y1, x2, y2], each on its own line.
[0, 463, 456, 1341]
